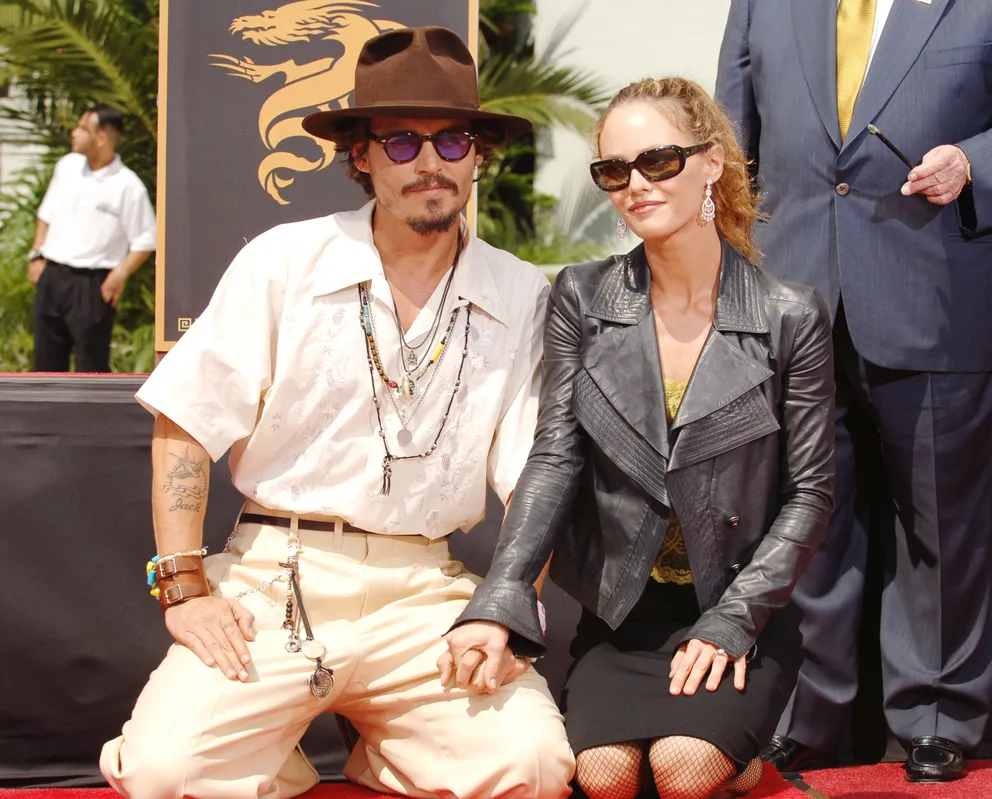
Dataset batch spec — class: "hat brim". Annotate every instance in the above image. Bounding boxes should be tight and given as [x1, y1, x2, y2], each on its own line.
[302, 103, 533, 146]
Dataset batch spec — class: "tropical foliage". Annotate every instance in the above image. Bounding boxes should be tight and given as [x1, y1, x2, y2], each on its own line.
[0, 0, 159, 372]
[0, 0, 607, 372]
[477, 0, 611, 263]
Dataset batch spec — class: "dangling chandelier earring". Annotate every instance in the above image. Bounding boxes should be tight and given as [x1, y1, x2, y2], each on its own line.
[616, 216, 628, 240]
[700, 178, 716, 224]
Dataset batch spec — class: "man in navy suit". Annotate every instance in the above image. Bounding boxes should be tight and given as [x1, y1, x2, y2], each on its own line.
[717, 0, 992, 783]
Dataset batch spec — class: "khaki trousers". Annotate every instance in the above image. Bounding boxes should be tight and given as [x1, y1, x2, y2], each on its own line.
[100, 516, 574, 799]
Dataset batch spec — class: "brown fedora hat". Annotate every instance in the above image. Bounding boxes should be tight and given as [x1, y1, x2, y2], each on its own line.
[302, 26, 532, 145]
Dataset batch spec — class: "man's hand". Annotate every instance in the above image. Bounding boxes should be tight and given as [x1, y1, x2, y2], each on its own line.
[901, 145, 971, 206]
[164, 596, 256, 682]
[100, 267, 128, 307]
[669, 639, 747, 696]
[439, 620, 529, 693]
[27, 258, 46, 288]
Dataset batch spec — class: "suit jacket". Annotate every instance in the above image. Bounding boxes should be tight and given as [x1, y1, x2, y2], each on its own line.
[456, 241, 835, 660]
[716, 0, 992, 371]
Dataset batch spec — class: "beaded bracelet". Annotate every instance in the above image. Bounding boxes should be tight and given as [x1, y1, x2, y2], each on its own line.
[146, 548, 208, 598]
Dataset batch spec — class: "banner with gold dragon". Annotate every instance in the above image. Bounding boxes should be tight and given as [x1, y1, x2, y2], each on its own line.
[157, 0, 476, 349]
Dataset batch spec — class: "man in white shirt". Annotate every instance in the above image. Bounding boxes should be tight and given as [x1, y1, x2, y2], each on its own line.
[99, 27, 573, 799]
[29, 104, 156, 372]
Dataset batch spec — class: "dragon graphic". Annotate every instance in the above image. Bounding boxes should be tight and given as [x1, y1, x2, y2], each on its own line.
[210, 1, 404, 205]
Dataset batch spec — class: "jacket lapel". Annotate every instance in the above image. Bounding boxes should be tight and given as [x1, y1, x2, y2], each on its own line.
[792, 0, 842, 151]
[581, 247, 669, 460]
[842, 0, 950, 154]
[575, 245, 780, 482]
[668, 247, 778, 472]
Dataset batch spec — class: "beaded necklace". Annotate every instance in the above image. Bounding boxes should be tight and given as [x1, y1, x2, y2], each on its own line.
[361, 284, 460, 401]
[392, 233, 462, 374]
[360, 285, 472, 495]
[386, 307, 460, 441]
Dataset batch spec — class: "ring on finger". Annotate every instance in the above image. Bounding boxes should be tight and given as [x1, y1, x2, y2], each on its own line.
[715, 648, 727, 657]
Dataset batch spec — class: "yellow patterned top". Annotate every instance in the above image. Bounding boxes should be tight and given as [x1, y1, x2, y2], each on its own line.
[651, 379, 693, 585]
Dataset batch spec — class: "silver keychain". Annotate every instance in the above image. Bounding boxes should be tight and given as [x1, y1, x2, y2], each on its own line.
[289, 571, 334, 699]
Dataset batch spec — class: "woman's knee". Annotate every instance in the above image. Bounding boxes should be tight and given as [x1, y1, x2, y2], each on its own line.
[574, 744, 643, 799]
[649, 736, 736, 799]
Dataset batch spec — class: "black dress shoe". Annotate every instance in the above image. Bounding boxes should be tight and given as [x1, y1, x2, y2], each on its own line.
[760, 735, 836, 772]
[905, 736, 965, 783]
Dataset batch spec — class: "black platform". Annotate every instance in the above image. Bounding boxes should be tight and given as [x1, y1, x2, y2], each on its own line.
[0, 375, 582, 786]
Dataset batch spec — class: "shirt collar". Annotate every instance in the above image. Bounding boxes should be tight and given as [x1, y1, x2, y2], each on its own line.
[84, 154, 122, 182]
[311, 200, 509, 327]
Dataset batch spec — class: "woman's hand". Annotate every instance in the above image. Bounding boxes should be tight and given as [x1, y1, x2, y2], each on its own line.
[440, 621, 530, 693]
[669, 638, 747, 695]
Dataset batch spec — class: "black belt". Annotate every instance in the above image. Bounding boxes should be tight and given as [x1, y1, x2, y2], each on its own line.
[240, 513, 368, 534]
[47, 259, 111, 275]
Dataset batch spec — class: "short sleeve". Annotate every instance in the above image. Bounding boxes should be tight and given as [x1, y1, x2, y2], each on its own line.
[487, 278, 550, 504]
[37, 158, 64, 224]
[122, 177, 157, 251]
[135, 235, 283, 461]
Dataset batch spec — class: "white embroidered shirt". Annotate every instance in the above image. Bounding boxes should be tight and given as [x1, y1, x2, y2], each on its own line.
[136, 202, 549, 538]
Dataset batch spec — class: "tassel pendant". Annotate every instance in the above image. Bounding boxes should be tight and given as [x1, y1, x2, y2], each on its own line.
[381, 458, 392, 496]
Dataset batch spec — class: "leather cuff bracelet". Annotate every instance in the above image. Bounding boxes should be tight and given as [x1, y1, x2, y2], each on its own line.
[155, 555, 209, 612]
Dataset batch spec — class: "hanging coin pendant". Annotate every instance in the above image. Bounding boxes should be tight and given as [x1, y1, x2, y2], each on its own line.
[401, 375, 415, 398]
[406, 350, 419, 367]
[397, 428, 413, 446]
[309, 662, 334, 700]
[285, 631, 302, 654]
[302, 639, 326, 661]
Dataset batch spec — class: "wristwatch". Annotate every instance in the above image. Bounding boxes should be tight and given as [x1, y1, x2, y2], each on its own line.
[27, 249, 44, 262]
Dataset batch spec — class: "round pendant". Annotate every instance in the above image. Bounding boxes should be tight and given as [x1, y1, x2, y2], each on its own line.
[302, 639, 326, 661]
[397, 428, 413, 447]
[309, 666, 334, 700]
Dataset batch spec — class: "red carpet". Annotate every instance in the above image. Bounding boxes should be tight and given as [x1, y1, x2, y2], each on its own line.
[1, 762, 989, 798]
[801, 758, 992, 797]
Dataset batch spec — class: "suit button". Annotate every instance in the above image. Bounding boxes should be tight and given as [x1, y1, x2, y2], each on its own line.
[730, 563, 742, 574]
[727, 516, 740, 528]
[835, 182, 850, 196]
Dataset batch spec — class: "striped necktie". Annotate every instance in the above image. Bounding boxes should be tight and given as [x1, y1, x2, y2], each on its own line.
[836, 0, 876, 141]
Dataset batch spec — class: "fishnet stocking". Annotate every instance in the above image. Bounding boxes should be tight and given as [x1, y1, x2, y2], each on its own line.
[575, 742, 644, 799]
[648, 736, 736, 799]
[712, 757, 764, 798]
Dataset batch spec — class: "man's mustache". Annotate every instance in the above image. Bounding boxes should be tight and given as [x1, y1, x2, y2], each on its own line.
[402, 176, 459, 195]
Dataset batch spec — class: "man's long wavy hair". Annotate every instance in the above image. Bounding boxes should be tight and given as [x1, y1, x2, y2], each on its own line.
[594, 77, 762, 263]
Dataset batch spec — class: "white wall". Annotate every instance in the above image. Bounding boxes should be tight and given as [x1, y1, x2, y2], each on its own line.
[533, 0, 731, 245]
[0, 82, 46, 192]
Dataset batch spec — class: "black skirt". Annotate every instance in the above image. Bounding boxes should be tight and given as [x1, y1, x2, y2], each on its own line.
[560, 579, 803, 770]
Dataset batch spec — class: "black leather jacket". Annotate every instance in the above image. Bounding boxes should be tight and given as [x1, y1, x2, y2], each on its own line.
[456, 240, 835, 659]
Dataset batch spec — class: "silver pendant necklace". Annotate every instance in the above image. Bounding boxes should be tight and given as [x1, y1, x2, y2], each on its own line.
[362, 284, 461, 447]
[390, 233, 463, 395]
[362, 288, 473, 495]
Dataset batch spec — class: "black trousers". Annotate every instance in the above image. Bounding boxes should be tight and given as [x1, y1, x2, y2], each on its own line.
[777, 304, 992, 753]
[32, 261, 116, 373]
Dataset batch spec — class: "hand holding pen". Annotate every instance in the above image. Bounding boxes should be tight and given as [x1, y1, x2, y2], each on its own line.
[868, 123, 972, 207]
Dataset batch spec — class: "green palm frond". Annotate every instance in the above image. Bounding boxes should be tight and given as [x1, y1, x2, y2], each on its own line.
[481, 56, 608, 134]
[480, 4, 610, 136]
[0, 0, 158, 138]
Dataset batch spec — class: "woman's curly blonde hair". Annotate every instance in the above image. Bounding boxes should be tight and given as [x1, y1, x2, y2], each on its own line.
[594, 77, 762, 262]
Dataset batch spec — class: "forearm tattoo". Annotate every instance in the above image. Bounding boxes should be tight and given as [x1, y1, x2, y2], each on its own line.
[163, 446, 208, 513]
